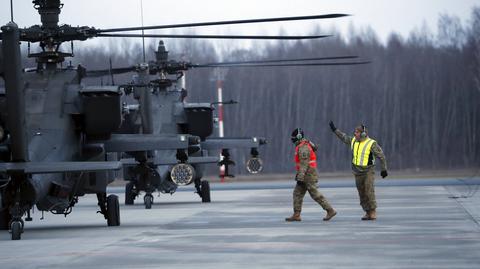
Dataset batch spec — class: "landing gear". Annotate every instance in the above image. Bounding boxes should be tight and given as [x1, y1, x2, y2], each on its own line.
[106, 195, 120, 226]
[144, 193, 153, 209]
[97, 193, 120, 227]
[194, 179, 211, 203]
[9, 206, 25, 240]
[125, 182, 136, 205]
[10, 220, 22, 240]
[200, 181, 211, 203]
[197, 180, 211, 203]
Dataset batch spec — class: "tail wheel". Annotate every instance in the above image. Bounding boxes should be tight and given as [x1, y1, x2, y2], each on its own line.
[11, 221, 22, 240]
[144, 194, 153, 209]
[200, 181, 211, 203]
[125, 182, 135, 205]
[107, 194, 120, 226]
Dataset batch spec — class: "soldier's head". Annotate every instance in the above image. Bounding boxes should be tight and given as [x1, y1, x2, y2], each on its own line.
[354, 124, 368, 141]
[291, 128, 304, 144]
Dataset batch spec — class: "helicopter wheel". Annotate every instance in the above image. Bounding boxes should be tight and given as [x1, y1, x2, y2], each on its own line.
[10, 221, 22, 240]
[106, 195, 120, 226]
[144, 194, 153, 209]
[200, 181, 211, 203]
[125, 182, 135, 205]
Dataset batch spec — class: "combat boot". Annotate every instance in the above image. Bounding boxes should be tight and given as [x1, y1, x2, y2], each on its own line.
[323, 209, 337, 221]
[361, 210, 377, 221]
[285, 212, 301, 222]
[368, 210, 377, 220]
[361, 211, 370, 220]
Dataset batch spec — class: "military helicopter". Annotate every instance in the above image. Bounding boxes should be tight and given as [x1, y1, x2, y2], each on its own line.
[0, 0, 365, 239]
[0, 0, 202, 240]
[88, 39, 369, 209]
[96, 41, 268, 208]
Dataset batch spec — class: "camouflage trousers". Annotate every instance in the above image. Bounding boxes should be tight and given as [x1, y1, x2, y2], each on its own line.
[292, 181, 333, 213]
[355, 170, 377, 211]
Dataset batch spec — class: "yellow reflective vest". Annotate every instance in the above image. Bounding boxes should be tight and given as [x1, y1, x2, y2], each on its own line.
[350, 137, 376, 167]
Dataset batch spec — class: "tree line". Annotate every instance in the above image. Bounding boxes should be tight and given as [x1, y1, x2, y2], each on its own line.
[12, 8, 480, 175]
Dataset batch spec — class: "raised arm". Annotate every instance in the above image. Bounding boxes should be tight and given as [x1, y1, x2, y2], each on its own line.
[329, 121, 352, 145]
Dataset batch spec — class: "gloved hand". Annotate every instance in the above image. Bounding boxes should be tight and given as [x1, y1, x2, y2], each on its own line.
[329, 121, 337, 132]
[381, 170, 388, 178]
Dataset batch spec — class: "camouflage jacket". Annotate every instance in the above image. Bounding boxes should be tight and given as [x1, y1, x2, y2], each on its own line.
[295, 138, 318, 182]
[334, 129, 387, 175]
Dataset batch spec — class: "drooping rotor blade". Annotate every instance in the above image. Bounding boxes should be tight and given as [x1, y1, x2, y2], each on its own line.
[97, 33, 330, 40]
[200, 56, 359, 66]
[86, 66, 136, 77]
[193, 61, 371, 68]
[97, 14, 350, 33]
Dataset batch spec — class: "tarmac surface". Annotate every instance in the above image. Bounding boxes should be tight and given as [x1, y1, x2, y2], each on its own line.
[1, 176, 480, 269]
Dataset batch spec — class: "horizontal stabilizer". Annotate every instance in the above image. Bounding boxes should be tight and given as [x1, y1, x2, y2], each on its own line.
[0, 161, 122, 174]
[201, 137, 267, 150]
[103, 134, 190, 152]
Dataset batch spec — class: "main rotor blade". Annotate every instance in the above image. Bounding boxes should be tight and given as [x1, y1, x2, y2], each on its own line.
[97, 14, 350, 33]
[194, 61, 371, 68]
[97, 33, 330, 40]
[200, 56, 359, 66]
[86, 66, 136, 77]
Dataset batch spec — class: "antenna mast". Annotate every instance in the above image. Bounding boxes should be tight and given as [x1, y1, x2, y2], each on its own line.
[10, 0, 14, 22]
[140, 0, 146, 62]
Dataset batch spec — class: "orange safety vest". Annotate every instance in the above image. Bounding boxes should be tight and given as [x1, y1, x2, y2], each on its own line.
[294, 141, 317, 171]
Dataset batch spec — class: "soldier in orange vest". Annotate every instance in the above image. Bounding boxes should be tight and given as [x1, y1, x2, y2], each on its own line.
[285, 128, 337, 222]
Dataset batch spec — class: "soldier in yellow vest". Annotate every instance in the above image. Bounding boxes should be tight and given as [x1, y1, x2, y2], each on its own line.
[285, 128, 337, 222]
[329, 121, 388, 220]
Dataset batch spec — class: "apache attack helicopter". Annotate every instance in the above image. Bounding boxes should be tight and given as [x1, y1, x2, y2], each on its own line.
[0, 0, 204, 240]
[0, 0, 366, 239]
[89, 39, 369, 209]
[92, 41, 268, 208]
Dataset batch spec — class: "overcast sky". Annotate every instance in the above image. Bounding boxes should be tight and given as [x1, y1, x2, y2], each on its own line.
[1, 0, 479, 47]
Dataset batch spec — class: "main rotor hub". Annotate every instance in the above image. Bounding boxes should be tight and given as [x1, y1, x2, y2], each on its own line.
[155, 41, 169, 63]
[33, 0, 63, 29]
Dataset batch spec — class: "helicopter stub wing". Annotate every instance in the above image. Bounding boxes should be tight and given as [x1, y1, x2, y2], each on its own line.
[0, 161, 122, 174]
[121, 156, 219, 166]
[201, 137, 267, 150]
[102, 134, 193, 152]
